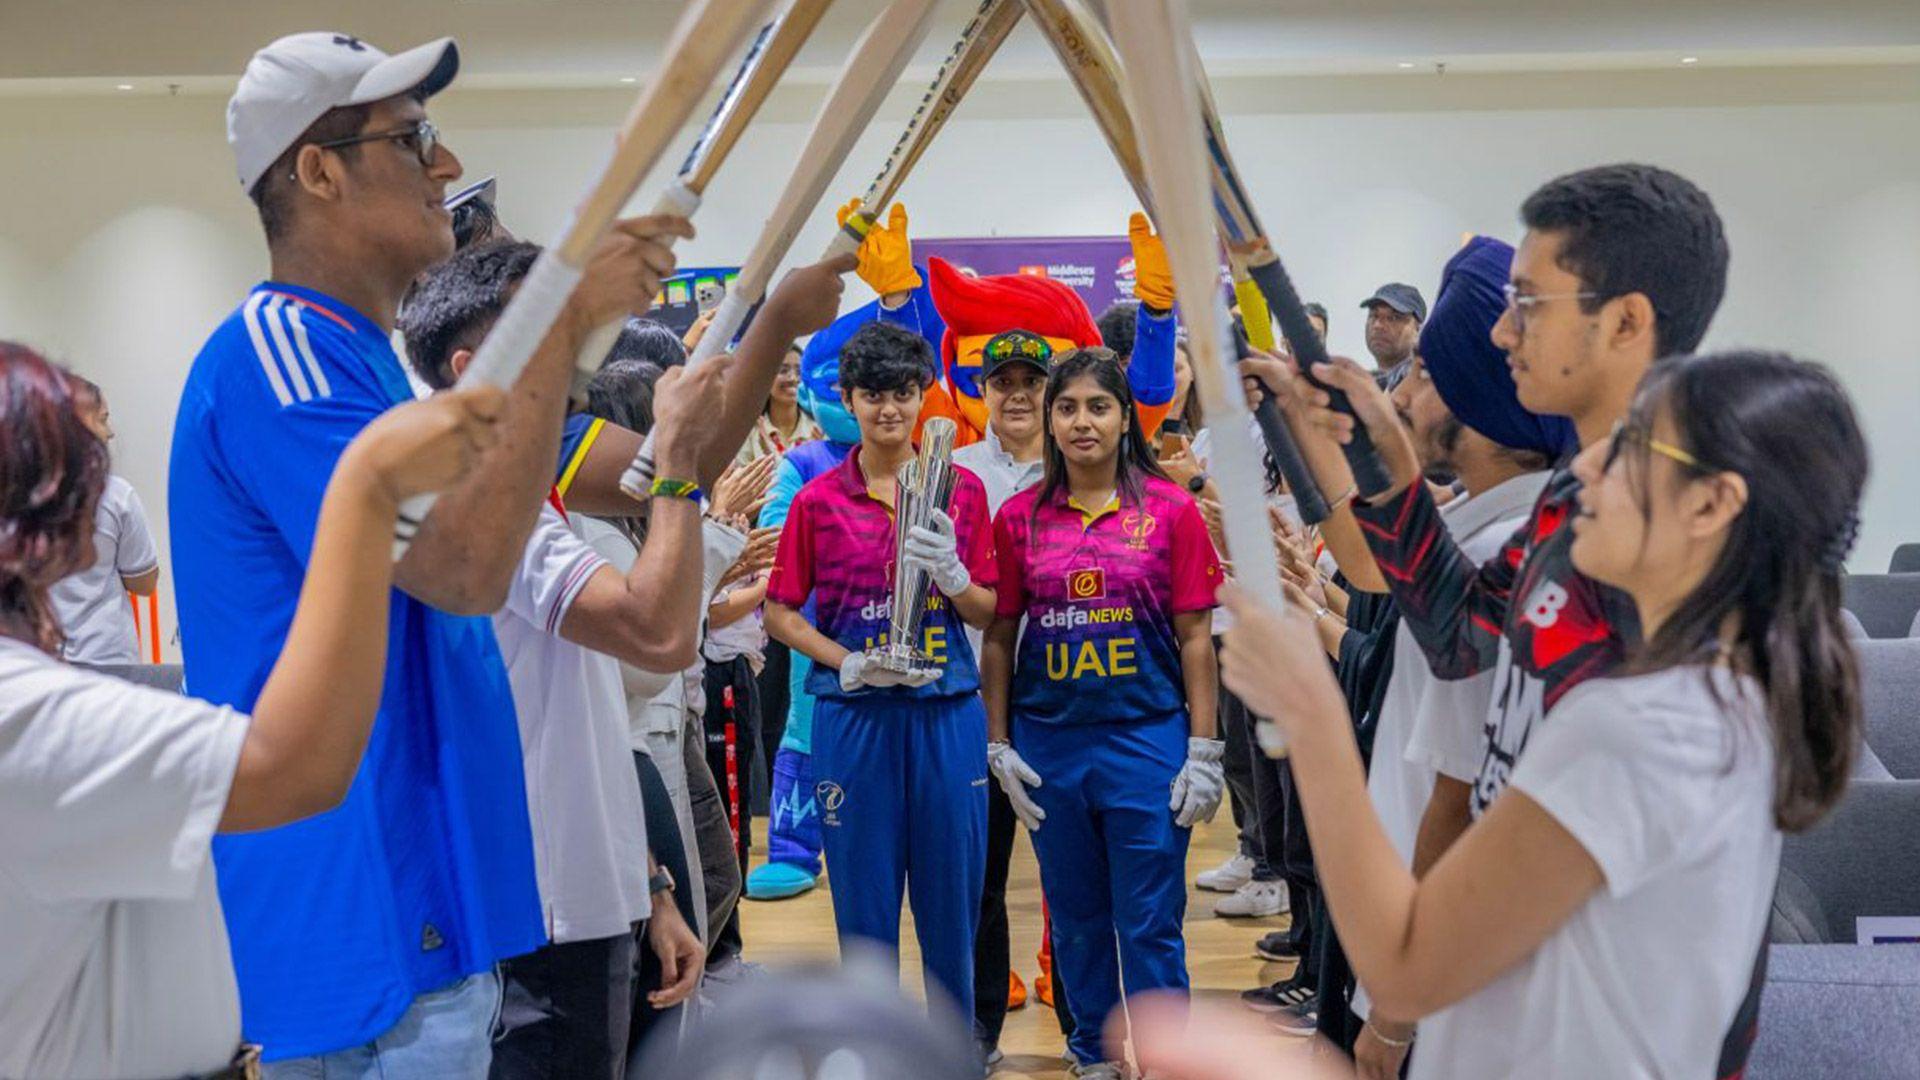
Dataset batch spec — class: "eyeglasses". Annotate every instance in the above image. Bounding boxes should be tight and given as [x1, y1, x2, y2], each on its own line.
[312, 119, 441, 170]
[985, 333, 1053, 364]
[1603, 419, 1705, 474]
[1502, 283, 1599, 335]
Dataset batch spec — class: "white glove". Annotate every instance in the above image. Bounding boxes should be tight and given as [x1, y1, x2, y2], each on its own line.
[902, 509, 971, 597]
[988, 741, 1047, 831]
[837, 649, 941, 693]
[1169, 737, 1227, 828]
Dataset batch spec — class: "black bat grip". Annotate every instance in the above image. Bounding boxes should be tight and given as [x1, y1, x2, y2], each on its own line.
[1244, 256, 1398, 499]
[1230, 320, 1330, 525]
[1253, 392, 1330, 526]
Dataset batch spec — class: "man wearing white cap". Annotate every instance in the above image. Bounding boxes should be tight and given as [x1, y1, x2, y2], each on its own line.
[168, 31, 691, 1076]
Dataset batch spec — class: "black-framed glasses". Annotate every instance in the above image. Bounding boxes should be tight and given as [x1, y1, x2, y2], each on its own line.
[312, 119, 441, 169]
[1502, 282, 1599, 335]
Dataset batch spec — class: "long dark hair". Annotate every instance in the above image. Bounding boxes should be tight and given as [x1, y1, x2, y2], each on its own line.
[1034, 347, 1169, 515]
[584, 359, 664, 547]
[1622, 351, 1866, 831]
[0, 342, 109, 652]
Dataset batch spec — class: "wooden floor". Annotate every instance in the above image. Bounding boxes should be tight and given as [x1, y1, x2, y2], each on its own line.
[738, 818, 1315, 1077]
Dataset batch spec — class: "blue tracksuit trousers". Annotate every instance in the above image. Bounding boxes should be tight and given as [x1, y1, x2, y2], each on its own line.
[1016, 711, 1192, 1065]
[812, 693, 989, 1014]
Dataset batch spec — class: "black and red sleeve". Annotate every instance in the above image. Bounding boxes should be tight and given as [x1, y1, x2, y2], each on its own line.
[1348, 482, 1528, 680]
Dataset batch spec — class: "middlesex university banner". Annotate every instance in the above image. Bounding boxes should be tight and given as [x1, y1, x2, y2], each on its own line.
[916, 235, 1136, 314]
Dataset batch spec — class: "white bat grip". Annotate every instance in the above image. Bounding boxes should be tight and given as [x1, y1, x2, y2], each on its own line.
[821, 222, 864, 261]
[618, 431, 658, 501]
[392, 252, 584, 560]
[650, 178, 704, 220]
[688, 288, 754, 368]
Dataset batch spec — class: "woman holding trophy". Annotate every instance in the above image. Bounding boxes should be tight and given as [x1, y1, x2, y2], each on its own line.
[981, 348, 1226, 1077]
[764, 321, 998, 1018]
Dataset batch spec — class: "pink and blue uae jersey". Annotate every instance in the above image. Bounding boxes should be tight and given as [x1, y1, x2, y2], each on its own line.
[767, 445, 996, 701]
[994, 475, 1220, 726]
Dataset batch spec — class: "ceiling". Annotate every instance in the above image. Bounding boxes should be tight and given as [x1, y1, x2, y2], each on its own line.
[2, 0, 1918, 96]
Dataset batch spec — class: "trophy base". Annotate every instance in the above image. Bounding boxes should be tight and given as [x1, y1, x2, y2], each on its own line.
[871, 643, 939, 677]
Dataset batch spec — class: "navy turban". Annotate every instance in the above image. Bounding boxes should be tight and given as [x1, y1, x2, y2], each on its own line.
[1419, 236, 1578, 460]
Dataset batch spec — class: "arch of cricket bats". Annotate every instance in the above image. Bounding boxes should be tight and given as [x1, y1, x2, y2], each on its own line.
[423, 0, 1403, 751]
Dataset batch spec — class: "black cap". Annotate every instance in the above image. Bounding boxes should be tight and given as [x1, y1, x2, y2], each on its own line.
[1360, 283, 1427, 322]
[980, 329, 1054, 379]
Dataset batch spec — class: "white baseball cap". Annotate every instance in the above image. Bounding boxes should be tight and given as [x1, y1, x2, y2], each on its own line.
[228, 31, 459, 193]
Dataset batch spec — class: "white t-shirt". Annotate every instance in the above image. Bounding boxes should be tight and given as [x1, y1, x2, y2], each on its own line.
[0, 638, 248, 1079]
[1353, 471, 1546, 1022]
[493, 507, 651, 941]
[49, 475, 159, 665]
[577, 515, 747, 753]
[1368, 472, 1549, 863]
[1411, 665, 1780, 1080]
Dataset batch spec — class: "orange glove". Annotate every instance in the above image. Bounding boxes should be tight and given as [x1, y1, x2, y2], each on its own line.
[1129, 211, 1175, 310]
[838, 199, 923, 296]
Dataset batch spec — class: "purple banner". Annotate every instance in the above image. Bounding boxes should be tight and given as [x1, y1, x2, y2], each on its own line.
[916, 235, 1136, 314]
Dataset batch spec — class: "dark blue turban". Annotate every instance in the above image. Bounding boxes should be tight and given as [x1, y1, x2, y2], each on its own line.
[1419, 235, 1578, 459]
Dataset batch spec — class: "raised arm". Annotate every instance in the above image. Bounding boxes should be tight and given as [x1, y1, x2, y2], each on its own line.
[395, 215, 692, 615]
[693, 254, 857, 485]
[559, 360, 728, 673]
[1244, 352, 1522, 679]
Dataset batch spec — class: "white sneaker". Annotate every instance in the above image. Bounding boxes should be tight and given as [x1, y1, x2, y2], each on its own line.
[1195, 852, 1255, 893]
[1213, 878, 1288, 918]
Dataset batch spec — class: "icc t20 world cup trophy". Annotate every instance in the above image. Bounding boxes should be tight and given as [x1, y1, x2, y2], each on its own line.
[877, 417, 958, 676]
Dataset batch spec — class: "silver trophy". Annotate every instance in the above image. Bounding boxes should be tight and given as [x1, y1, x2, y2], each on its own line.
[877, 417, 959, 676]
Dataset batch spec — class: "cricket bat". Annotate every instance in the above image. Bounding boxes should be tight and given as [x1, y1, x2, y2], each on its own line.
[823, 0, 1025, 256]
[393, 0, 772, 556]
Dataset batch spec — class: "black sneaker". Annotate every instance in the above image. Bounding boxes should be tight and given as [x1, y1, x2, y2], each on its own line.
[1265, 994, 1320, 1036]
[1254, 931, 1303, 962]
[1239, 976, 1314, 1014]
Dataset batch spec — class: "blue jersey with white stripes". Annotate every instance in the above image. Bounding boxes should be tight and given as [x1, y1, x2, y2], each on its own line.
[168, 281, 543, 1060]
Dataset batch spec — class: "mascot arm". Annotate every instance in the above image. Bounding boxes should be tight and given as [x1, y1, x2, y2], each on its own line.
[1130, 304, 1178, 439]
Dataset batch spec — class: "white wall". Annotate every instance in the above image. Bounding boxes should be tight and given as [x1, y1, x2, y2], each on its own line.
[3, 66, 1915, 656]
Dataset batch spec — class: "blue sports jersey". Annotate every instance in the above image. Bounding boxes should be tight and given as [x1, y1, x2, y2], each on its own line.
[169, 282, 543, 1060]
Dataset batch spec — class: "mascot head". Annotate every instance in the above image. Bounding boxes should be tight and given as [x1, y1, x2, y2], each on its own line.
[928, 256, 1102, 435]
[796, 339, 862, 446]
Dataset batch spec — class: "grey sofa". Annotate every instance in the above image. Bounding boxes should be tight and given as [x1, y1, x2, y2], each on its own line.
[1843, 573, 1920, 639]
[1757, 779, 1920, 1077]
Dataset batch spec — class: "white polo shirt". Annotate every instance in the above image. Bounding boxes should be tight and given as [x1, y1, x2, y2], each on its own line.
[49, 475, 159, 664]
[493, 506, 651, 942]
[0, 637, 247, 1079]
[1352, 469, 1545, 1023]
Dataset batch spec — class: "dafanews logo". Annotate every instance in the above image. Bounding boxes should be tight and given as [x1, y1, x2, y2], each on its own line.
[1067, 567, 1106, 601]
[1038, 604, 1135, 631]
[858, 594, 944, 622]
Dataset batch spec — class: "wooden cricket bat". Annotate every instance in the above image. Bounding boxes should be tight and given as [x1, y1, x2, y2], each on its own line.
[824, 0, 1025, 256]
[1105, 0, 1287, 613]
[685, 0, 943, 369]
[1020, 0, 1153, 214]
[392, 0, 772, 556]
[1184, 36, 1396, 502]
[1032, 0, 1326, 523]
[652, 0, 837, 219]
